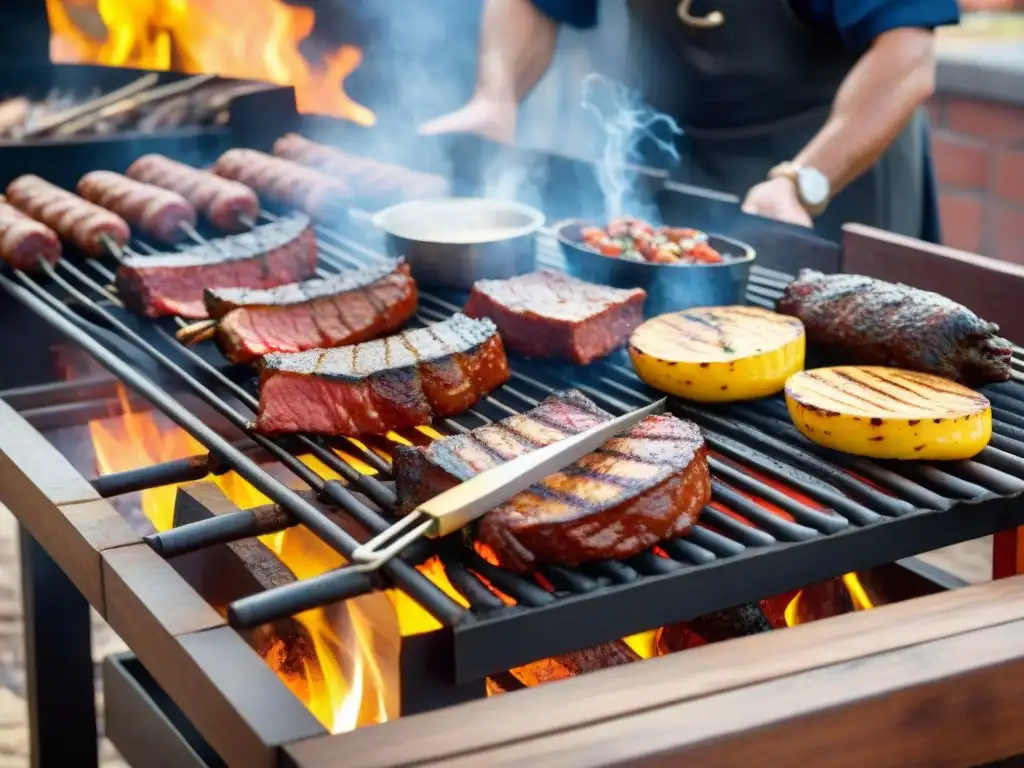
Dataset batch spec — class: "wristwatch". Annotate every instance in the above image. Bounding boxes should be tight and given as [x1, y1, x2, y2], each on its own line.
[768, 162, 830, 217]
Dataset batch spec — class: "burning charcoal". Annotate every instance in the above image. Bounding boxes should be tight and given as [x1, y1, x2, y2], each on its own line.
[509, 640, 640, 687]
[786, 578, 855, 626]
[656, 603, 773, 654]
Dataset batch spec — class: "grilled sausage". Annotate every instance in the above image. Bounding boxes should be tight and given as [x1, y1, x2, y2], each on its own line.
[0, 197, 62, 270]
[126, 154, 259, 233]
[5, 175, 130, 257]
[77, 170, 197, 244]
[213, 148, 349, 223]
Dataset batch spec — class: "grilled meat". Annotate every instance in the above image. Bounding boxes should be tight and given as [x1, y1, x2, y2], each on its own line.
[126, 154, 259, 233]
[5, 175, 130, 257]
[0, 197, 61, 270]
[208, 260, 418, 364]
[272, 133, 448, 201]
[394, 389, 615, 512]
[77, 170, 197, 244]
[464, 270, 646, 365]
[256, 313, 509, 436]
[477, 412, 709, 572]
[213, 148, 349, 224]
[115, 214, 317, 319]
[395, 389, 709, 573]
[777, 269, 1012, 385]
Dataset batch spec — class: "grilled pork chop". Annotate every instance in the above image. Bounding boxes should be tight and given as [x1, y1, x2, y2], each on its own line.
[256, 313, 509, 436]
[205, 260, 417, 364]
[116, 214, 317, 319]
[464, 270, 646, 365]
[394, 389, 709, 572]
[776, 269, 1013, 385]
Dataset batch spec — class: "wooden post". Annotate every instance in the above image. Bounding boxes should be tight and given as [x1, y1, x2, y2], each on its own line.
[841, 224, 1024, 579]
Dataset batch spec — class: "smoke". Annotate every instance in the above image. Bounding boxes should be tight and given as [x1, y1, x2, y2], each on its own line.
[580, 73, 682, 223]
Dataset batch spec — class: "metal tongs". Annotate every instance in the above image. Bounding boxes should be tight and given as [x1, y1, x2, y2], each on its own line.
[350, 398, 667, 572]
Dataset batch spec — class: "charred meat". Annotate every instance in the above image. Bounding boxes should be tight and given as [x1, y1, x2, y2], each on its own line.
[394, 389, 709, 573]
[256, 313, 509, 436]
[207, 260, 418, 364]
[776, 269, 1013, 385]
[115, 214, 317, 319]
[464, 270, 646, 365]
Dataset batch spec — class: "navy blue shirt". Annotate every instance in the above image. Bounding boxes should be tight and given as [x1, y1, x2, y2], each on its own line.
[533, 0, 959, 52]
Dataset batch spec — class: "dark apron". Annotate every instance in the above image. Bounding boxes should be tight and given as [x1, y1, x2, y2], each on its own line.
[625, 0, 940, 244]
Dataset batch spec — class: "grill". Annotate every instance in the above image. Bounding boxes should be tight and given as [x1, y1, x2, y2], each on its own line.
[4, 188, 1024, 687]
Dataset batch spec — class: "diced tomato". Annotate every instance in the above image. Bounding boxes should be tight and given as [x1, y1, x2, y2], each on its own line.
[649, 248, 679, 264]
[599, 242, 623, 256]
[581, 227, 604, 241]
[688, 243, 724, 263]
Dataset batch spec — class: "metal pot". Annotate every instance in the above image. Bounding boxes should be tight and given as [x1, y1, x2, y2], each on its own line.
[373, 198, 544, 289]
[555, 219, 756, 317]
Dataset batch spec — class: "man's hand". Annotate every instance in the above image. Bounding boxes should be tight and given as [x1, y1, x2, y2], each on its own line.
[418, 96, 518, 143]
[741, 177, 813, 227]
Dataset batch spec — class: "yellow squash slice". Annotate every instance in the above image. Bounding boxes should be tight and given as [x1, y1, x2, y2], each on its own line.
[628, 306, 806, 402]
[785, 366, 991, 460]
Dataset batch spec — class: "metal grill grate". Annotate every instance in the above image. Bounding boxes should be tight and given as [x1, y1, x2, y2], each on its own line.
[4, 204, 1024, 682]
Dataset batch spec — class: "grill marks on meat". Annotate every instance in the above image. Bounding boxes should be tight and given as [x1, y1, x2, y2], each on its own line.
[394, 389, 709, 573]
[213, 149, 349, 224]
[77, 170, 197, 244]
[394, 389, 615, 513]
[5, 175, 131, 257]
[126, 154, 259, 233]
[0, 197, 61, 270]
[777, 269, 1013, 385]
[272, 133, 448, 201]
[464, 270, 646, 365]
[209, 260, 418, 364]
[256, 313, 509, 436]
[478, 412, 708, 572]
[115, 214, 318, 319]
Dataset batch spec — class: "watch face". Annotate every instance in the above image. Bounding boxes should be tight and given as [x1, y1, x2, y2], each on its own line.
[797, 168, 830, 207]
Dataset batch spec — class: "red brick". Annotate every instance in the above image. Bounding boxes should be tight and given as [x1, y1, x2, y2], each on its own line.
[946, 98, 1024, 145]
[939, 193, 984, 253]
[932, 131, 991, 190]
[992, 205, 1024, 266]
[994, 149, 1024, 203]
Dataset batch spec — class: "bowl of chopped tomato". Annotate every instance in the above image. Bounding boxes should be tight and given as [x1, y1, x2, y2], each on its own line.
[555, 217, 755, 316]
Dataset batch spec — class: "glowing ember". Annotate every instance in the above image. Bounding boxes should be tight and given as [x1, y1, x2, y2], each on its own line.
[47, 0, 376, 124]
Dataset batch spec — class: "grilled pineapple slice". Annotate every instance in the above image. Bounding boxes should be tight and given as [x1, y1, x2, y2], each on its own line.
[785, 366, 991, 460]
[628, 306, 806, 402]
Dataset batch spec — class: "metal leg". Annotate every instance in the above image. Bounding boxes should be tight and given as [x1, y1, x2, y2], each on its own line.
[19, 526, 98, 768]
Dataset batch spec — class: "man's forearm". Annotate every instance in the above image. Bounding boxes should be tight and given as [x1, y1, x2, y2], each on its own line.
[793, 28, 937, 195]
[476, 0, 559, 103]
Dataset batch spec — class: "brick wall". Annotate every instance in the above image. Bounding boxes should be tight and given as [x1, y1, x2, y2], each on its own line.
[929, 94, 1024, 265]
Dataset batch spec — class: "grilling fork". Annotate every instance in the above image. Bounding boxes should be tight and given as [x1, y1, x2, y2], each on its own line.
[347, 398, 667, 573]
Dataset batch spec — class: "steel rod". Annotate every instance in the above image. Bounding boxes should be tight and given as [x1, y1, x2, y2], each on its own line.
[0, 272, 464, 626]
[92, 454, 219, 498]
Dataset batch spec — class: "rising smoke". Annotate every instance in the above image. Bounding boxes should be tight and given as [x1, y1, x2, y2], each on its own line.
[580, 73, 682, 224]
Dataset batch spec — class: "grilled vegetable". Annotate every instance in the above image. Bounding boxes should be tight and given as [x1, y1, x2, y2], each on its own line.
[628, 307, 806, 402]
[785, 366, 992, 460]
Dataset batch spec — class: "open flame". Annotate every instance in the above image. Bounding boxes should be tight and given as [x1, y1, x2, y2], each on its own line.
[784, 573, 875, 627]
[47, 0, 376, 125]
[88, 389, 394, 733]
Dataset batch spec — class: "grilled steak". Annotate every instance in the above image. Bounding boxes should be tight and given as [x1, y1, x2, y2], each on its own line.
[115, 214, 317, 319]
[208, 260, 418, 364]
[394, 389, 614, 512]
[394, 389, 709, 572]
[777, 269, 1012, 385]
[256, 313, 509, 436]
[464, 270, 646, 364]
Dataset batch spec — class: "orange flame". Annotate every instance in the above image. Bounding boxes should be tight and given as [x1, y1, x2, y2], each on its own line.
[784, 573, 875, 627]
[46, 0, 376, 124]
[88, 391, 393, 733]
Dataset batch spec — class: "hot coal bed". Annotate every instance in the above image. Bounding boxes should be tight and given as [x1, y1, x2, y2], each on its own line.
[3, 86, 1024, 768]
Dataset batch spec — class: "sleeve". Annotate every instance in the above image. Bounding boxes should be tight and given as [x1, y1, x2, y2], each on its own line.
[531, 0, 599, 29]
[830, 0, 961, 52]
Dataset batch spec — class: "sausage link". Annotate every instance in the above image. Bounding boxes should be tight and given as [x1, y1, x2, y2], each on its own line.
[126, 154, 259, 233]
[77, 170, 196, 244]
[5, 175, 130, 257]
[213, 149, 349, 223]
[0, 198, 62, 270]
